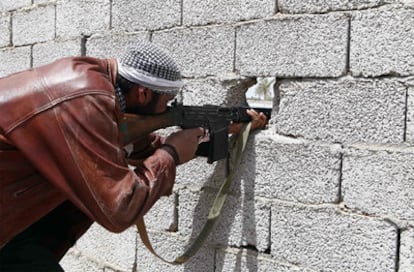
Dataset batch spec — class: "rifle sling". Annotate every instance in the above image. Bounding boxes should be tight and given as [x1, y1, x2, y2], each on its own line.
[136, 122, 252, 265]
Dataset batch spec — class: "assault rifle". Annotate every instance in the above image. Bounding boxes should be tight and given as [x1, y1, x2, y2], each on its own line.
[121, 101, 272, 163]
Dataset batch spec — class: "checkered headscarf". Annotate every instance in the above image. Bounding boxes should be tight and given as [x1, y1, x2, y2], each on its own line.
[117, 41, 183, 96]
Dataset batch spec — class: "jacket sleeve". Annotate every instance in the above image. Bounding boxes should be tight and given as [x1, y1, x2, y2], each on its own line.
[127, 133, 165, 161]
[7, 92, 176, 233]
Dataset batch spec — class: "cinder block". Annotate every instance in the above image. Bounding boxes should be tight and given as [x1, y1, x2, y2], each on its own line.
[407, 87, 414, 143]
[74, 223, 136, 272]
[183, 0, 275, 26]
[275, 77, 406, 144]
[216, 248, 318, 272]
[136, 230, 215, 272]
[12, 5, 55, 46]
[228, 134, 341, 204]
[271, 202, 397, 272]
[60, 248, 105, 272]
[0, 0, 31, 12]
[112, 0, 181, 32]
[32, 38, 81, 68]
[0, 15, 10, 47]
[144, 194, 176, 232]
[400, 227, 414, 271]
[56, 0, 110, 38]
[0, 46, 30, 77]
[86, 32, 150, 58]
[236, 13, 348, 77]
[278, 0, 392, 13]
[175, 157, 218, 189]
[152, 25, 235, 77]
[0, 14, 11, 47]
[182, 76, 255, 106]
[342, 145, 414, 221]
[181, 78, 232, 105]
[178, 189, 270, 252]
[350, 7, 414, 76]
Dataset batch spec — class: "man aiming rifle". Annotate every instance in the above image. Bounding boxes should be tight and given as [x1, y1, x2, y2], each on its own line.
[0, 40, 267, 271]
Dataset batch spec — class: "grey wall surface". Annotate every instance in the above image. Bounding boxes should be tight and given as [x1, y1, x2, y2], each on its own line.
[1, 0, 414, 271]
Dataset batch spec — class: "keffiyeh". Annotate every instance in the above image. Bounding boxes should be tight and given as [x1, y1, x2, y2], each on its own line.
[117, 41, 183, 96]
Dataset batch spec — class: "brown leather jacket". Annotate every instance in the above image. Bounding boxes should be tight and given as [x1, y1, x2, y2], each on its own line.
[0, 57, 176, 256]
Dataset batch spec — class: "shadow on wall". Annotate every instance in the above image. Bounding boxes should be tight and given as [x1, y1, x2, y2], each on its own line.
[183, 136, 262, 272]
[180, 78, 276, 271]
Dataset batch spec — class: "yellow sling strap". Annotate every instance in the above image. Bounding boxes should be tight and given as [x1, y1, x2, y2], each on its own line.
[136, 122, 252, 264]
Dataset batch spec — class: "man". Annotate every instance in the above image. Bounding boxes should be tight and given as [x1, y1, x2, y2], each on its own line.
[0, 41, 266, 271]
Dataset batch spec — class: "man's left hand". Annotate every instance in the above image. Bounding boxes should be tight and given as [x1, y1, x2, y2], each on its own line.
[228, 109, 268, 134]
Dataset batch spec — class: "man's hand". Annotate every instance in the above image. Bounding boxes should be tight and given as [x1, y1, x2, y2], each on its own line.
[162, 109, 267, 164]
[228, 109, 268, 134]
[164, 127, 205, 164]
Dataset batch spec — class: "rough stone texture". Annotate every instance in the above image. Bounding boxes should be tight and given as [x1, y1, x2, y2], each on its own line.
[408, 87, 414, 143]
[0, 46, 31, 77]
[400, 227, 414, 271]
[0, 0, 31, 12]
[236, 13, 348, 77]
[136, 231, 215, 272]
[275, 77, 406, 144]
[56, 0, 110, 38]
[182, 76, 255, 106]
[152, 25, 235, 77]
[278, 0, 395, 13]
[231, 134, 342, 204]
[175, 157, 218, 189]
[60, 248, 105, 272]
[34, 0, 53, 4]
[12, 5, 55, 46]
[112, 0, 181, 32]
[182, 0, 275, 26]
[86, 32, 149, 58]
[178, 189, 270, 252]
[216, 248, 318, 272]
[181, 78, 236, 106]
[271, 202, 397, 272]
[350, 7, 414, 77]
[72, 223, 136, 272]
[32, 38, 81, 67]
[0, 14, 10, 48]
[342, 145, 414, 221]
[144, 194, 176, 232]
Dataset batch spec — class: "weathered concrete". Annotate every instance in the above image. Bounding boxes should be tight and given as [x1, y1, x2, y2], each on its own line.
[271, 202, 397, 272]
[236, 13, 348, 77]
[275, 77, 406, 144]
[350, 7, 414, 77]
[343, 145, 414, 221]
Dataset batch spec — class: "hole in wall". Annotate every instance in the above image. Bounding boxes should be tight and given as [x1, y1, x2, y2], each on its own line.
[245, 77, 275, 108]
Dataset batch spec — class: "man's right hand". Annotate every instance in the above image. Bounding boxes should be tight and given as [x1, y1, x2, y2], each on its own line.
[164, 127, 205, 164]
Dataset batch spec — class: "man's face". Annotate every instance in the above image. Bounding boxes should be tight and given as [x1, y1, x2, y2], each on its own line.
[125, 89, 174, 115]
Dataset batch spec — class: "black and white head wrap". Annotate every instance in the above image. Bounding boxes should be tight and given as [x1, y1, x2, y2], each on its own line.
[117, 41, 183, 96]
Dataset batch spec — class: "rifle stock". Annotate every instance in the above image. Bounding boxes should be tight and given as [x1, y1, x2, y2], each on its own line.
[121, 110, 175, 145]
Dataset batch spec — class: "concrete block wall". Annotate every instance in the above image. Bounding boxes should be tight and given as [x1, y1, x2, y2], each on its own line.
[1, 1, 413, 271]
